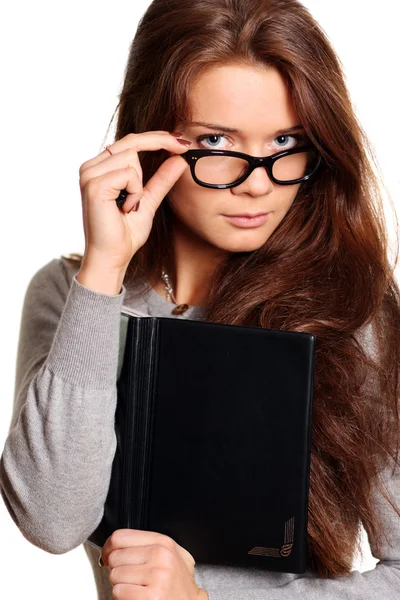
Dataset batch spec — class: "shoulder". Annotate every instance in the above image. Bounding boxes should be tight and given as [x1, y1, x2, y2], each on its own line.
[23, 255, 80, 309]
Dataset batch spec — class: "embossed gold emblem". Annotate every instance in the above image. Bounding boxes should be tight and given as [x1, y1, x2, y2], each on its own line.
[247, 516, 295, 558]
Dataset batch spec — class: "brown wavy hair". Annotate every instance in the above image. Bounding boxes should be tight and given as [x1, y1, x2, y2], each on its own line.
[63, 0, 400, 577]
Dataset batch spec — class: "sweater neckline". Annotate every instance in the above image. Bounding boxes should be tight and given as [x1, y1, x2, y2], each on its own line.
[137, 279, 207, 318]
[147, 285, 205, 310]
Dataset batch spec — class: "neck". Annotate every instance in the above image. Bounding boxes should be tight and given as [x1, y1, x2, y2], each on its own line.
[153, 217, 230, 307]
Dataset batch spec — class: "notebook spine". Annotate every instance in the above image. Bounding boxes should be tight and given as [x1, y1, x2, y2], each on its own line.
[122, 316, 159, 530]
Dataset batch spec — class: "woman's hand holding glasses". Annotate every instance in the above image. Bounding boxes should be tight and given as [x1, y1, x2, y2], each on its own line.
[77, 131, 191, 279]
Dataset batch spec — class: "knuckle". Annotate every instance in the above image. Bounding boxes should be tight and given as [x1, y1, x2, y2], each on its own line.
[79, 168, 93, 189]
[126, 168, 142, 187]
[110, 529, 125, 547]
[157, 533, 175, 549]
[126, 165, 138, 177]
[127, 148, 137, 161]
[151, 543, 171, 562]
[107, 549, 120, 569]
[85, 177, 100, 196]
[112, 583, 122, 599]
[126, 169, 143, 191]
[127, 133, 137, 143]
[109, 566, 121, 585]
[79, 173, 87, 189]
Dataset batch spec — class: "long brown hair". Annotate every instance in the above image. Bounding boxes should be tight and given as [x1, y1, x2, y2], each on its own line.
[63, 0, 400, 577]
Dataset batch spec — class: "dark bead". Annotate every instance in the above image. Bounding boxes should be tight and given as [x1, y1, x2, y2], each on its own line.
[172, 304, 189, 315]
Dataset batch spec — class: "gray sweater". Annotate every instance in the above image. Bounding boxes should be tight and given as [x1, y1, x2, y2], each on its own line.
[1, 257, 399, 599]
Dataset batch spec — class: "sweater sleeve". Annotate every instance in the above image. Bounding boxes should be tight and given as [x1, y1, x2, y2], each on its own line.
[0, 257, 127, 554]
[200, 455, 400, 599]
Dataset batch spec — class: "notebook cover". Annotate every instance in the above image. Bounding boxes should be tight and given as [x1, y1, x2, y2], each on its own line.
[87, 311, 316, 574]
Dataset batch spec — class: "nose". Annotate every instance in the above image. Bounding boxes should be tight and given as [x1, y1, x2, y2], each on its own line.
[231, 161, 274, 196]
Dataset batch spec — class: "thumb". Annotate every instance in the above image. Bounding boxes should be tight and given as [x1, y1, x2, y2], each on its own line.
[142, 153, 189, 212]
[175, 541, 196, 568]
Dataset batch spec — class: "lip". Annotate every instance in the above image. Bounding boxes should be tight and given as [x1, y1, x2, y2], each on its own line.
[222, 212, 271, 228]
[223, 212, 268, 218]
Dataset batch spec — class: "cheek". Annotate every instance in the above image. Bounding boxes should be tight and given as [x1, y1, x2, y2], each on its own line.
[276, 186, 300, 215]
[168, 172, 219, 220]
[169, 166, 194, 196]
[167, 173, 300, 233]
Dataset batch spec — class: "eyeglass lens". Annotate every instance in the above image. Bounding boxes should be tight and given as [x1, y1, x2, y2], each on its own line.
[194, 149, 319, 185]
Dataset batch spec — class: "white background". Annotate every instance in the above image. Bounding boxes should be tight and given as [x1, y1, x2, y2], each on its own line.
[0, 1, 398, 597]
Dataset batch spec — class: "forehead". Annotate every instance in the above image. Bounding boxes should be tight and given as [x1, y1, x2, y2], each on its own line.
[183, 64, 299, 137]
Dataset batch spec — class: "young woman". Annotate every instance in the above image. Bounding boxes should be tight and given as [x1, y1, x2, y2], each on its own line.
[1, 0, 399, 598]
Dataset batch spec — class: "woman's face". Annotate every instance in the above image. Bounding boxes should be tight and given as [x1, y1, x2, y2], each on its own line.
[166, 63, 305, 253]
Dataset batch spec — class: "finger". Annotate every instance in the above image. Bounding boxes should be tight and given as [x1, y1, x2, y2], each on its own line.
[105, 130, 188, 157]
[109, 562, 150, 587]
[175, 542, 196, 567]
[82, 166, 143, 210]
[80, 131, 190, 173]
[101, 529, 174, 567]
[116, 165, 144, 214]
[81, 160, 143, 214]
[107, 541, 180, 569]
[80, 147, 143, 187]
[139, 153, 189, 214]
[112, 583, 147, 599]
[107, 545, 149, 569]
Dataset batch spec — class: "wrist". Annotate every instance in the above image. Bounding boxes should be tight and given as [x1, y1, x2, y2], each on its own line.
[76, 262, 126, 296]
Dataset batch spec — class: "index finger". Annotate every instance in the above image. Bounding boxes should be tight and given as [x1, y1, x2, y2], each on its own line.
[104, 131, 190, 160]
[82, 130, 190, 175]
[100, 528, 173, 567]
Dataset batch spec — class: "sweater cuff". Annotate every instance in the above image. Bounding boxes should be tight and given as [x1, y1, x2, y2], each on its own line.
[46, 274, 127, 389]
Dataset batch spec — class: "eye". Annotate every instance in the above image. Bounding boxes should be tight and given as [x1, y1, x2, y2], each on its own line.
[195, 132, 308, 152]
[196, 133, 229, 149]
[273, 134, 306, 150]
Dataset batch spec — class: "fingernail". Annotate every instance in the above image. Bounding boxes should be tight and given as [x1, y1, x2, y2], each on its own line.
[131, 200, 140, 212]
[176, 139, 191, 146]
[98, 554, 104, 568]
[169, 131, 184, 137]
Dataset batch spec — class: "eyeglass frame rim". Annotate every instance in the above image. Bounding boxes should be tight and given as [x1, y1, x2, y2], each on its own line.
[180, 144, 322, 188]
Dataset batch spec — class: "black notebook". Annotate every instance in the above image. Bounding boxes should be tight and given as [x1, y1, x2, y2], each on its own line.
[87, 307, 316, 574]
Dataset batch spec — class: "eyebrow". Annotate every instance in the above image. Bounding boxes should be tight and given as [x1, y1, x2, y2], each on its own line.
[182, 121, 305, 135]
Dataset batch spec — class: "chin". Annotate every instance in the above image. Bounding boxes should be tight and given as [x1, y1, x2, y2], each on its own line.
[213, 235, 270, 253]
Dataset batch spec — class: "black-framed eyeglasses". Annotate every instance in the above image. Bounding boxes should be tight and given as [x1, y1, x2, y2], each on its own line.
[181, 145, 322, 189]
